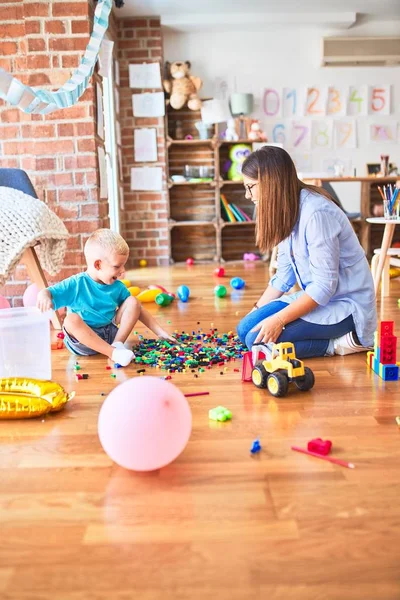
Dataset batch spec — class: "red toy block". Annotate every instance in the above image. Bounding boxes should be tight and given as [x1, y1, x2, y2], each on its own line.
[307, 438, 332, 455]
[380, 321, 394, 337]
[242, 351, 254, 382]
[379, 335, 397, 364]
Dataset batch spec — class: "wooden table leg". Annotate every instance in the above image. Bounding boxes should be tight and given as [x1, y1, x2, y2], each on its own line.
[373, 223, 395, 295]
[21, 248, 63, 330]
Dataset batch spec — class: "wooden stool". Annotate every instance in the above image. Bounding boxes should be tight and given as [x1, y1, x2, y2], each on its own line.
[370, 248, 400, 298]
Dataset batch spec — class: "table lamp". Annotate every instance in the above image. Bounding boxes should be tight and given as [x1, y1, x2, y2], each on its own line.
[230, 93, 254, 139]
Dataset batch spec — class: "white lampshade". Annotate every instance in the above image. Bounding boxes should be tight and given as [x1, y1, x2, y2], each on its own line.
[230, 93, 254, 116]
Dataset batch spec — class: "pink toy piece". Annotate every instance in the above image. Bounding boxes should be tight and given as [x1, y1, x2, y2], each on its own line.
[242, 351, 254, 382]
[214, 267, 225, 277]
[98, 376, 192, 471]
[307, 438, 332, 455]
[0, 294, 11, 309]
[243, 253, 260, 261]
[186, 257, 194, 266]
[22, 283, 40, 307]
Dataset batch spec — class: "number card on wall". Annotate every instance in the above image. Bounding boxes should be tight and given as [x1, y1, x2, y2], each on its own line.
[288, 120, 311, 150]
[334, 119, 357, 149]
[282, 87, 306, 117]
[262, 88, 281, 117]
[305, 87, 328, 116]
[369, 123, 397, 143]
[369, 85, 391, 115]
[327, 86, 347, 117]
[311, 120, 333, 149]
[347, 85, 368, 116]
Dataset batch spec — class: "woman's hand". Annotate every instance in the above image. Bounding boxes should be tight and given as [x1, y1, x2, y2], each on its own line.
[251, 315, 284, 344]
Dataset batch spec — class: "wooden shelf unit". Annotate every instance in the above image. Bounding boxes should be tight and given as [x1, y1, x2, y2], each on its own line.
[165, 104, 256, 263]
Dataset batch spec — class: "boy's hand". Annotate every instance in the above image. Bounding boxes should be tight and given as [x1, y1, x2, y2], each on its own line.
[158, 330, 177, 343]
[36, 289, 53, 312]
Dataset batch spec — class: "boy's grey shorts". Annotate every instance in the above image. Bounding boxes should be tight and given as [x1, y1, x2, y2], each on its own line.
[63, 322, 118, 356]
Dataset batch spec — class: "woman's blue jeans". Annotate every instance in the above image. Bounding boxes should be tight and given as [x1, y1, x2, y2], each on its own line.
[237, 301, 355, 358]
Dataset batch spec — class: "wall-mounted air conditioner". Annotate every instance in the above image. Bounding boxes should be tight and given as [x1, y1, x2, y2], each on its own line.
[322, 37, 400, 66]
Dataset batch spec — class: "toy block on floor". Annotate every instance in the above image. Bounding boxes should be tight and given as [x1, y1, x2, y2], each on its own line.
[242, 351, 253, 382]
[367, 321, 399, 381]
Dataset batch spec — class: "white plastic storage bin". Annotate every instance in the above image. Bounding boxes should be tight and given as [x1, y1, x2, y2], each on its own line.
[0, 307, 51, 380]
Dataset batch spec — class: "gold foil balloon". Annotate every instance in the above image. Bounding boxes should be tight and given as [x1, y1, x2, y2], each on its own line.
[0, 378, 74, 419]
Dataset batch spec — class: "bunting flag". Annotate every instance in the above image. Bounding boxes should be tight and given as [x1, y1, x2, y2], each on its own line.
[0, 0, 112, 115]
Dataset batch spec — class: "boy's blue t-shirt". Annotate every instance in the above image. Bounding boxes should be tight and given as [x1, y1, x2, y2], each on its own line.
[48, 272, 131, 328]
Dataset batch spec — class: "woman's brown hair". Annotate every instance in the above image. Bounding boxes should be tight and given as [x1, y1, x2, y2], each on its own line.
[242, 146, 338, 253]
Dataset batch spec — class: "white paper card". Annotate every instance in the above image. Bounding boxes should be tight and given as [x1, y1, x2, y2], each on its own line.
[98, 39, 114, 77]
[200, 99, 231, 124]
[129, 63, 162, 89]
[311, 120, 333, 149]
[369, 122, 397, 143]
[347, 85, 368, 116]
[131, 166, 163, 191]
[369, 84, 391, 116]
[134, 128, 158, 162]
[132, 92, 165, 117]
[97, 147, 108, 198]
[334, 119, 357, 149]
[327, 86, 347, 117]
[96, 83, 104, 139]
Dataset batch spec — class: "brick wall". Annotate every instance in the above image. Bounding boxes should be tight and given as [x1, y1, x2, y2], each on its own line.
[0, 0, 115, 305]
[117, 17, 169, 267]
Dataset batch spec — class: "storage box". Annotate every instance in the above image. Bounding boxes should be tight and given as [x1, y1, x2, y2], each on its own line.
[0, 307, 51, 380]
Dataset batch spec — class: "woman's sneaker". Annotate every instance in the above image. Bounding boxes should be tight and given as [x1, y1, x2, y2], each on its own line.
[333, 332, 372, 356]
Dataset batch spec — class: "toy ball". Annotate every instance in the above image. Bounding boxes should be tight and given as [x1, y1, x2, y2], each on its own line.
[243, 252, 259, 261]
[230, 277, 245, 290]
[22, 283, 40, 307]
[186, 257, 194, 266]
[119, 279, 131, 287]
[177, 285, 190, 302]
[214, 284, 227, 298]
[139, 259, 147, 267]
[98, 376, 192, 471]
[214, 267, 225, 277]
[128, 286, 141, 297]
[0, 294, 11, 309]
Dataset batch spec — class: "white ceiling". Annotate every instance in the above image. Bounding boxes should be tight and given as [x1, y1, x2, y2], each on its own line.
[115, 0, 400, 32]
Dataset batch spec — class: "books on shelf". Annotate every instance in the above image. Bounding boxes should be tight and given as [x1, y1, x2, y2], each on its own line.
[220, 194, 252, 223]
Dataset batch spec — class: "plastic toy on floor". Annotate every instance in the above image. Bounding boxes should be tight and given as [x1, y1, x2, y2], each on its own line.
[367, 321, 400, 381]
[251, 342, 315, 397]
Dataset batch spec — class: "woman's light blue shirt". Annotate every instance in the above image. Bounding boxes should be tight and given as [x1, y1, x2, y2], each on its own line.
[269, 189, 377, 346]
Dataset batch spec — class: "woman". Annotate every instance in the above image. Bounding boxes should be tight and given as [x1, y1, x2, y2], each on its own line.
[237, 146, 377, 358]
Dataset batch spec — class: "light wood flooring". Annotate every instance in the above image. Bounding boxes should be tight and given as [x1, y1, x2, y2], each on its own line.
[1, 261, 400, 600]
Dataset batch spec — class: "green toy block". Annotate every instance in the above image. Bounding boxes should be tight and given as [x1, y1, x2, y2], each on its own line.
[209, 405, 232, 422]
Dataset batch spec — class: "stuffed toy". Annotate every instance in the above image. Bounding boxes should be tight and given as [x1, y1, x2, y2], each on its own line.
[248, 120, 267, 142]
[163, 61, 202, 111]
[224, 118, 239, 141]
[227, 144, 252, 181]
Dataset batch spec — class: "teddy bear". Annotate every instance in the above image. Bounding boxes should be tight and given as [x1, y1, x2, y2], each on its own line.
[224, 118, 239, 141]
[248, 120, 267, 142]
[163, 61, 202, 111]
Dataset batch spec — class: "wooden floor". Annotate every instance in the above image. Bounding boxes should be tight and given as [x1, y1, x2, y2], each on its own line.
[1, 261, 400, 600]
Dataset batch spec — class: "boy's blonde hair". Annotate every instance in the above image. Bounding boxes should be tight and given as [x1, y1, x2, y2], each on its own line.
[84, 229, 129, 258]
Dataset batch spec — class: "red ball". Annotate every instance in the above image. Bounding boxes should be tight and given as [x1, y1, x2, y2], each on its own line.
[57, 332, 65, 339]
[186, 257, 194, 266]
[214, 267, 225, 277]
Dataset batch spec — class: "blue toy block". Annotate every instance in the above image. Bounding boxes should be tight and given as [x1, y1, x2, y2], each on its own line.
[250, 439, 262, 454]
[378, 363, 399, 381]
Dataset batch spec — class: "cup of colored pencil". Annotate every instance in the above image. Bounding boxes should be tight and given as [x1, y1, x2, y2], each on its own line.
[378, 184, 399, 220]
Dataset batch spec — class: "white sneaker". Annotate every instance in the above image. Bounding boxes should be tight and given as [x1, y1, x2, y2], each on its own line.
[333, 332, 372, 356]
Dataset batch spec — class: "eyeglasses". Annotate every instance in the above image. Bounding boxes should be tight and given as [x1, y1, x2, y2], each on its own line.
[244, 183, 258, 198]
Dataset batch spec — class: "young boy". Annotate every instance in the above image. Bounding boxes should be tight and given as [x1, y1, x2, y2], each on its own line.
[37, 229, 175, 366]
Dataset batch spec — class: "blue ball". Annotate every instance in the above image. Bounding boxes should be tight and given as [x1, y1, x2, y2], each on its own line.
[230, 277, 245, 290]
[177, 285, 190, 302]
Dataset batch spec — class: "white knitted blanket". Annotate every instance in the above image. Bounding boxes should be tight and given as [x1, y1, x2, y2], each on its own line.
[0, 186, 69, 285]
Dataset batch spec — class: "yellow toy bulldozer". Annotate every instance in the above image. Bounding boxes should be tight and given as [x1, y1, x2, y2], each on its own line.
[251, 342, 315, 398]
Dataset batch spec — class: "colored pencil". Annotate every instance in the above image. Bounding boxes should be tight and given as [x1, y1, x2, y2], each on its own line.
[184, 391, 210, 398]
[377, 186, 386, 201]
[291, 445, 355, 469]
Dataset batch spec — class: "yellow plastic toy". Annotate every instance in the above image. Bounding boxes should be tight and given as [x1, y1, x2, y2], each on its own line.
[119, 279, 131, 288]
[136, 288, 162, 303]
[128, 286, 141, 297]
[0, 378, 74, 419]
[251, 342, 315, 398]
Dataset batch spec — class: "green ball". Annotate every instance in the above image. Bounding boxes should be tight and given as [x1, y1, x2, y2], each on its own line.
[214, 284, 227, 298]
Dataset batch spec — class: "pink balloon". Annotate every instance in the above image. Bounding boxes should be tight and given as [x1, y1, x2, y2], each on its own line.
[23, 283, 40, 307]
[98, 376, 192, 471]
[0, 294, 11, 309]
